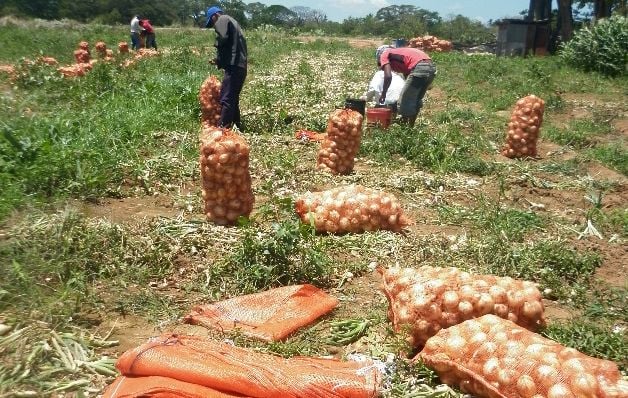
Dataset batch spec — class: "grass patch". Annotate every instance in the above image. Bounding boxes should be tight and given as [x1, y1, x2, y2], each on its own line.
[587, 144, 628, 175]
[438, 196, 545, 241]
[360, 123, 494, 176]
[542, 321, 627, 370]
[544, 119, 612, 149]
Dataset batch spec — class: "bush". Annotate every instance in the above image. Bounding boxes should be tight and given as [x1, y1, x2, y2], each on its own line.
[559, 15, 628, 77]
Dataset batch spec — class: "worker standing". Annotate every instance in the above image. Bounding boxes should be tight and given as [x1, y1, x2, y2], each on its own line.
[205, 6, 248, 131]
[130, 15, 142, 51]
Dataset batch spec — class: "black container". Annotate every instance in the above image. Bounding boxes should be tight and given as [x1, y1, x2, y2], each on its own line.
[344, 98, 366, 116]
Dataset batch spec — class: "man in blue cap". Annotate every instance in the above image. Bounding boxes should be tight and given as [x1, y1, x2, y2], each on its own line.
[205, 5, 248, 131]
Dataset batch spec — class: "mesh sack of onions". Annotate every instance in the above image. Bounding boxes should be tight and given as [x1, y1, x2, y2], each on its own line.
[118, 42, 129, 54]
[73, 49, 90, 64]
[294, 184, 409, 234]
[502, 95, 545, 159]
[380, 266, 546, 347]
[78, 41, 90, 54]
[199, 75, 222, 129]
[317, 109, 363, 175]
[95, 41, 107, 57]
[419, 314, 628, 398]
[199, 128, 254, 226]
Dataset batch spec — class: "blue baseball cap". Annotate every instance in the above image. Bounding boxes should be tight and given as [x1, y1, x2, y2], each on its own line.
[205, 6, 223, 28]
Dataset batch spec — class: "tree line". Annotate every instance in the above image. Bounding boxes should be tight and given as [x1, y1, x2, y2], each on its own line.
[1, 0, 625, 45]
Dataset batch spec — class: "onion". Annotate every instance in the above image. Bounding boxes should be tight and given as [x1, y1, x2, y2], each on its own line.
[468, 332, 488, 347]
[475, 293, 494, 316]
[535, 365, 559, 388]
[547, 383, 574, 398]
[516, 375, 537, 398]
[458, 301, 474, 319]
[497, 368, 515, 387]
[424, 335, 444, 352]
[442, 291, 460, 310]
[482, 357, 500, 381]
[444, 335, 467, 356]
[460, 285, 479, 304]
[493, 303, 509, 318]
[522, 300, 543, 320]
[507, 290, 526, 308]
[570, 373, 597, 397]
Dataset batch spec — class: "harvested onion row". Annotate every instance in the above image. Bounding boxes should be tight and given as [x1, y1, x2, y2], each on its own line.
[199, 128, 254, 225]
[294, 185, 409, 234]
[199, 75, 222, 129]
[502, 94, 545, 159]
[420, 314, 628, 398]
[380, 266, 546, 347]
[317, 109, 363, 175]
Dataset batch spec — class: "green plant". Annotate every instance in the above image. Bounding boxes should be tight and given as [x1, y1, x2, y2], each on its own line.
[560, 15, 628, 77]
[210, 218, 334, 294]
[542, 321, 627, 370]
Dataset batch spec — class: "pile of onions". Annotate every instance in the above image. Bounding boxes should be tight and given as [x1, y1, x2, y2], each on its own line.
[380, 266, 546, 347]
[199, 128, 254, 225]
[502, 94, 545, 159]
[118, 42, 129, 54]
[408, 35, 452, 52]
[73, 49, 90, 64]
[135, 48, 159, 58]
[95, 41, 107, 57]
[37, 57, 58, 65]
[58, 62, 93, 78]
[294, 184, 409, 233]
[199, 75, 222, 129]
[317, 109, 363, 175]
[420, 314, 628, 398]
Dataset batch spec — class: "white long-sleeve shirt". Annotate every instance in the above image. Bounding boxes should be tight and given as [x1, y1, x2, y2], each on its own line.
[363, 70, 405, 105]
[130, 17, 141, 33]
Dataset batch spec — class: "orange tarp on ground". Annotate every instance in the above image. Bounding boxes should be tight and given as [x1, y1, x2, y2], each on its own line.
[115, 334, 381, 398]
[103, 375, 249, 397]
[184, 284, 339, 341]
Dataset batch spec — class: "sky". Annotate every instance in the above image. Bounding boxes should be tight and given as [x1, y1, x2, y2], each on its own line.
[255, 0, 531, 24]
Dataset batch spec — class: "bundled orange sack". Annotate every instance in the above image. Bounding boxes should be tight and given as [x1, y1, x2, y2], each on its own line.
[118, 42, 129, 54]
[103, 375, 246, 398]
[115, 334, 381, 398]
[199, 128, 254, 225]
[73, 49, 90, 63]
[295, 184, 409, 234]
[419, 314, 628, 398]
[317, 109, 363, 175]
[380, 266, 545, 347]
[184, 284, 339, 341]
[502, 94, 545, 158]
[200, 75, 222, 129]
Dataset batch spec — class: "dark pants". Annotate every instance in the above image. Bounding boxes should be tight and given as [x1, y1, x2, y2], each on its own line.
[219, 66, 247, 129]
[144, 33, 157, 49]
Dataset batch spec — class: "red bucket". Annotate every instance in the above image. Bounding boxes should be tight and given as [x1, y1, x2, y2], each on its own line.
[366, 107, 392, 129]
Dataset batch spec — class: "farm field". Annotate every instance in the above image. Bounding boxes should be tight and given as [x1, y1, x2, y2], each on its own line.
[0, 19, 627, 397]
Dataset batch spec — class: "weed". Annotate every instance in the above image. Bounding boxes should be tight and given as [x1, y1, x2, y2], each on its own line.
[587, 144, 628, 176]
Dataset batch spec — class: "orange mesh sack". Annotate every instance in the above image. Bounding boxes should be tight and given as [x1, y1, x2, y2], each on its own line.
[103, 375, 246, 398]
[73, 49, 90, 64]
[419, 314, 628, 398]
[295, 184, 409, 234]
[183, 284, 339, 341]
[199, 75, 222, 129]
[317, 109, 363, 175]
[200, 128, 254, 225]
[95, 41, 107, 57]
[115, 334, 382, 398]
[118, 42, 129, 54]
[380, 266, 546, 347]
[502, 95, 545, 159]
